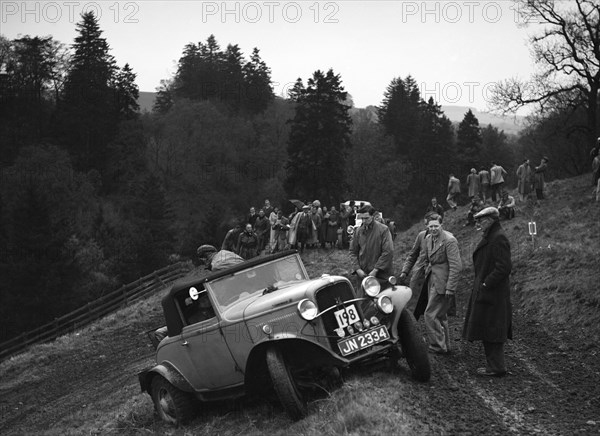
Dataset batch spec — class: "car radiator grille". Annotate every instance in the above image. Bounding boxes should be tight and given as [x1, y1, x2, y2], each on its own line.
[315, 282, 360, 351]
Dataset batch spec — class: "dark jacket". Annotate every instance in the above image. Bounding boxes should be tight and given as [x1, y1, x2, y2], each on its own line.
[462, 221, 513, 342]
[237, 231, 258, 260]
[426, 203, 445, 220]
[349, 220, 394, 277]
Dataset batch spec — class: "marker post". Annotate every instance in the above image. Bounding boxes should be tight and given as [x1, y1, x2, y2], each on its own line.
[528, 221, 537, 249]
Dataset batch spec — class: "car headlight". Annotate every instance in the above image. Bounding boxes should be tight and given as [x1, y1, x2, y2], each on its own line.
[297, 299, 318, 321]
[362, 276, 381, 297]
[376, 295, 393, 314]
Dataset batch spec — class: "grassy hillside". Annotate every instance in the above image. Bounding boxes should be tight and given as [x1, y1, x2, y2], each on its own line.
[405, 173, 599, 345]
[1, 174, 598, 435]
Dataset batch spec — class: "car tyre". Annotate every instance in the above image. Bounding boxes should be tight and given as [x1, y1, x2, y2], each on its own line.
[266, 346, 308, 420]
[150, 375, 196, 426]
[398, 308, 431, 382]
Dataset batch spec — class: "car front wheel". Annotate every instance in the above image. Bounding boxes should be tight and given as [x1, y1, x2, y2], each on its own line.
[266, 346, 308, 420]
[150, 375, 196, 426]
[398, 308, 431, 382]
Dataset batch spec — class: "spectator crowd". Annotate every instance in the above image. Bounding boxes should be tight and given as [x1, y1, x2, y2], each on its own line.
[211, 199, 397, 261]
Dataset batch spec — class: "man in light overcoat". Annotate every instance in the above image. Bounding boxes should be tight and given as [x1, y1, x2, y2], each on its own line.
[414, 214, 462, 354]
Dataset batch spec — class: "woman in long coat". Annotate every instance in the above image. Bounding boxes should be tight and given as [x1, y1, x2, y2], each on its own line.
[308, 206, 321, 248]
[516, 159, 532, 201]
[268, 207, 279, 253]
[463, 207, 512, 376]
[466, 168, 480, 199]
[325, 205, 340, 247]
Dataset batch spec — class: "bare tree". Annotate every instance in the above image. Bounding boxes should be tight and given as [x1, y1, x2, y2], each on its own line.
[491, 0, 600, 146]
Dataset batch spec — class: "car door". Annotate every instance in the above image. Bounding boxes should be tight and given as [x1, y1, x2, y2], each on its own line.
[180, 302, 244, 390]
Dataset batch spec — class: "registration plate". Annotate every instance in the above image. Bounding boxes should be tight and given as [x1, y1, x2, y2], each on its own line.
[337, 326, 389, 356]
[334, 304, 360, 329]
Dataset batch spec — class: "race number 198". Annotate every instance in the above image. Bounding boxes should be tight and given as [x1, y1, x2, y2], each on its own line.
[334, 304, 360, 329]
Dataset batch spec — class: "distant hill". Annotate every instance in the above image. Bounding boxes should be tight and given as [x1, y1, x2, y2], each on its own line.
[138, 91, 156, 113]
[441, 105, 525, 135]
[137, 92, 524, 133]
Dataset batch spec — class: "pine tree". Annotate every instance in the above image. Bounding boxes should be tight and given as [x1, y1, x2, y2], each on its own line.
[222, 44, 244, 107]
[153, 79, 174, 114]
[284, 69, 352, 203]
[456, 109, 483, 168]
[378, 75, 422, 155]
[242, 48, 273, 114]
[58, 11, 118, 172]
[0, 36, 63, 163]
[169, 36, 273, 114]
[481, 124, 512, 169]
[418, 97, 454, 162]
[113, 63, 139, 120]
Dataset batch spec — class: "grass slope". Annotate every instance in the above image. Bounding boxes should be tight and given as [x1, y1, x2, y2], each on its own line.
[0, 174, 597, 435]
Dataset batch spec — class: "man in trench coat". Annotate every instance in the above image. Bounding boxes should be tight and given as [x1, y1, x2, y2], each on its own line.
[414, 214, 462, 354]
[462, 207, 512, 376]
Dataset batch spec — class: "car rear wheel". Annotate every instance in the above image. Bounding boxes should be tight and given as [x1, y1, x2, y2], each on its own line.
[266, 346, 308, 420]
[398, 308, 431, 382]
[150, 375, 196, 425]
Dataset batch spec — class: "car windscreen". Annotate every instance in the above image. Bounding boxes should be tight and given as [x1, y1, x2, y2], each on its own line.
[207, 255, 308, 310]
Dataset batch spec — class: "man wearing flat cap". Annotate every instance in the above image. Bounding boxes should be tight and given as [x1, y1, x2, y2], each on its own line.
[463, 207, 513, 377]
[197, 244, 243, 271]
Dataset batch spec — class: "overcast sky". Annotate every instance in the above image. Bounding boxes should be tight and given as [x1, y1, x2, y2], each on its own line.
[2, 1, 538, 110]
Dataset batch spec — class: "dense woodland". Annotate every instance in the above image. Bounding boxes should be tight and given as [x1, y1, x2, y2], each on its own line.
[0, 5, 596, 342]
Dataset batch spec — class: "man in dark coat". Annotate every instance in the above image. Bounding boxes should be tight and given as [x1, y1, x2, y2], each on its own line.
[463, 206, 512, 377]
[237, 224, 259, 260]
[349, 205, 394, 284]
[426, 197, 444, 221]
[253, 209, 270, 253]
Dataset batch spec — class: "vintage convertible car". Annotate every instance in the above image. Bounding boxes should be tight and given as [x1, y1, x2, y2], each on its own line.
[138, 250, 430, 425]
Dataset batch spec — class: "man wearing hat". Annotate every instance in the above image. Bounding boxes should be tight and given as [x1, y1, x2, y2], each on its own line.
[463, 207, 512, 377]
[197, 244, 244, 271]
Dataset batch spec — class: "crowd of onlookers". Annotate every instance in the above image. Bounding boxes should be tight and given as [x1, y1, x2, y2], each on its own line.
[442, 157, 551, 227]
[218, 199, 398, 260]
